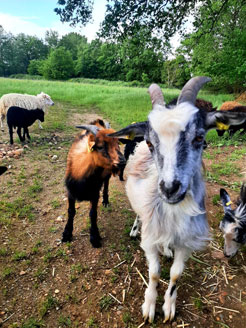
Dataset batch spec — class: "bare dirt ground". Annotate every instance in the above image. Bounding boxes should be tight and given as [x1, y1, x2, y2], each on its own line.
[1, 103, 246, 328]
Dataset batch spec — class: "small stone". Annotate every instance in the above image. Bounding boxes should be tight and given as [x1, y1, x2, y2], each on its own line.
[56, 215, 63, 222]
[52, 155, 58, 160]
[55, 289, 59, 294]
[20, 270, 26, 276]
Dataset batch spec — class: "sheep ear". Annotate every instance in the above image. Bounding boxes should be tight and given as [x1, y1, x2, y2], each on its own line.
[107, 121, 148, 139]
[206, 111, 246, 130]
[220, 188, 232, 212]
[76, 125, 100, 136]
[0, 166, 7, 176]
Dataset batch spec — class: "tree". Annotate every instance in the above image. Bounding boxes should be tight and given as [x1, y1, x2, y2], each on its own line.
[54, 0, 94, 27]
[54, 0, 245, 40]
[45, 30, 59, 49]
[179, 0, 246, 92]
[27, 59, 45, 75]
[42, 47, 74, 80]
[161, 55, 190, 88]
[58, 32, 87, 60]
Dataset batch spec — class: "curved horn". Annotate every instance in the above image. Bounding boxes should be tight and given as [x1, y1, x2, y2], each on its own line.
[177, 76, 211, 105]
[76, 125, 99, 136]
[148, 84, 165, 108]
[105, 121, 111, 129]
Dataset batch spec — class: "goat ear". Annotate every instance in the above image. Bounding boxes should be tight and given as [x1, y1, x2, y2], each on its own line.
[206, 111, 246, 130]
[107, 121, 148, 139]
[239, 183, 246, 205]
[76, 125, 99, 136]
[0, 166, 7, 176]
[220, 188, 232, 212]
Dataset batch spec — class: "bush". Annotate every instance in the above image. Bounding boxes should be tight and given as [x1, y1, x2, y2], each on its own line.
[42, 47, 74, 80]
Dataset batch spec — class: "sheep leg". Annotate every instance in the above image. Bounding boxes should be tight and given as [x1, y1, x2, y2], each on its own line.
[142, 245, 160, 323]
[102, 174, 111, 207]
[130, 215, 140, 237]
[24, 127, 31, 140]
[62, 196, 76, 242]
[17, 127, 24, 142]
[89, 198, 102, 248]
[38, 120, 43, 129]
[8, 125, 14, 145]
[162, 248, 191, 323]
[0, 115, 4, 131]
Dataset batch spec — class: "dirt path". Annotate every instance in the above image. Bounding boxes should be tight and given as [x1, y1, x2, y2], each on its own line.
[0, 103, 246, 328]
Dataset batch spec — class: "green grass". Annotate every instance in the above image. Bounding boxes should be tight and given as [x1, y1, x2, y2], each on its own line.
[0, 77, 234, 130]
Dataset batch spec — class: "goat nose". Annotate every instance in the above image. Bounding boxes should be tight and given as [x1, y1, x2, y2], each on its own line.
[159, 180, 181, 198]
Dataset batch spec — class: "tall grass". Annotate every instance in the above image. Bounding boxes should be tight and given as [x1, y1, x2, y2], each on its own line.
[0, 77, 234, 130]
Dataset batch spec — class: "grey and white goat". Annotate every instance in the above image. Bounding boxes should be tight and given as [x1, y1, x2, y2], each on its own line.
[220, 184, 246, 257]
[108, 76, 246, 323]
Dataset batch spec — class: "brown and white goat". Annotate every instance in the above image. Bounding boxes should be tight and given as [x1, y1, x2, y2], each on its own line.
[62, 119, 125, 248]
[217, 101, 246, 136]
[108, 77, 246, 323]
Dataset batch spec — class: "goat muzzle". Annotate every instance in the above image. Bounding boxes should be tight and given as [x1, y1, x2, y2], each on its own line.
[159, 180, 186, 204]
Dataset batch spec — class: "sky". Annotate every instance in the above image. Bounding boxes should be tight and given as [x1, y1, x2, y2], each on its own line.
[0, 0, 182, 53]
[0, 0, 107, 41]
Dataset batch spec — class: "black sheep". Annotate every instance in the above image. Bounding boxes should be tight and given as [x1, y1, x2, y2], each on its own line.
[7, 106, 44, 144]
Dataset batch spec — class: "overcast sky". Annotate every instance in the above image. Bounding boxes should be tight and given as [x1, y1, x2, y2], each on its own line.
[0, 0, 107, 41]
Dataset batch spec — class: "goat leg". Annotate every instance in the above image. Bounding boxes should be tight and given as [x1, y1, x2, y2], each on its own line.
[89, 198, 102, 248]
[142, 245, 160, 323]
[102, 174, 111, 207]
[62, 196, 76, 242]
[163, 248, 191, 323]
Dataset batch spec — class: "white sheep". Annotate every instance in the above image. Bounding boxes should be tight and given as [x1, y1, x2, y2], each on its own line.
[0, 92, 54, 131]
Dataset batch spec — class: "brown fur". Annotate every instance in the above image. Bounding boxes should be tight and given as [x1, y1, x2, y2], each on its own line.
[66, 124, 122, 180]
[220, 101, 242, 111]
[195, 99, 216, 112]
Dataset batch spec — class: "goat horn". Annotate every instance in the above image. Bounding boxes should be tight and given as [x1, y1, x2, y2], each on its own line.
[177, 76, 211, 105]
[105, 122, 111, 129]
[76, 125, 100, 136]
[148, 84, 165, 108]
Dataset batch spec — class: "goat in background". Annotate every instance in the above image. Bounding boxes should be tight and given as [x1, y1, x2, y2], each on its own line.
[62, 119, 125, 248]
[108, 76, 246, 323]
[220, 184, 246, 257]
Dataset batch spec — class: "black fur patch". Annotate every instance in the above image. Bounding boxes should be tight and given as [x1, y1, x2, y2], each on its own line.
[170, 285, 176, 296]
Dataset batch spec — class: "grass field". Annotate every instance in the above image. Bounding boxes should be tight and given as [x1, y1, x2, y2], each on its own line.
[1, 78, 246, 328]
[0, 77, 235, 130]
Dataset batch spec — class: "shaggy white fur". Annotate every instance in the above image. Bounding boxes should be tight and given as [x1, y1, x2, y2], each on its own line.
[0, 92, 54, 130]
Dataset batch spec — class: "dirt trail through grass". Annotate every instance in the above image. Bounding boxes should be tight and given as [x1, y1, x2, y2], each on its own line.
[0, 102, 246, 328]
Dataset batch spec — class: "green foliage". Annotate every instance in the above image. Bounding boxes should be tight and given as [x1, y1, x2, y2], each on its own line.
[27, 60, 45, 76]
[161, 55, 190, 88]
[21, 317, 44, 328]
[39, 294, 59, 318]
[42, 47, 74, 80]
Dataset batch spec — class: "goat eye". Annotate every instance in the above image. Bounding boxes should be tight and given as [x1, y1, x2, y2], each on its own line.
[146, 140, 153, 150]
[96, 145, 104, 151]
[193, 135, 204, 143]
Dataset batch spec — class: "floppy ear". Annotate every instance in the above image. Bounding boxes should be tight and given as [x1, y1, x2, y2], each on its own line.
[0, 166, 7, 176]
[206, 110, 246, 130]
[107, 121, 148, 139]
[220, 188, 232, 212]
